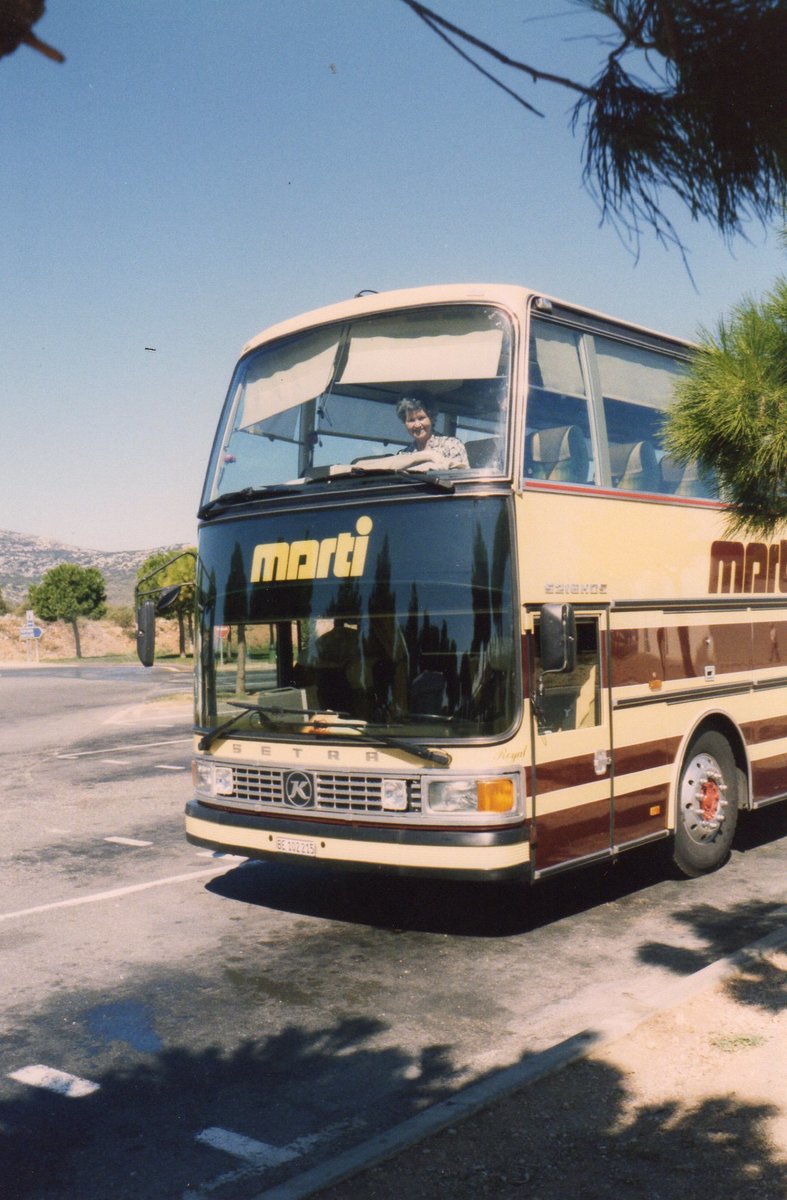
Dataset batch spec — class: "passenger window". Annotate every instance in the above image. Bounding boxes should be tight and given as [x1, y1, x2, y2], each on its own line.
[532, 617, 601, 733]
[594, 336, 706, 496]
[526, 321, 595, 486]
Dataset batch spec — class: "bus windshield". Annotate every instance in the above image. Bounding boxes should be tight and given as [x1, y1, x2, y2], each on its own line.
[196, 496, 517, 741]
[203, 304, 512, 501]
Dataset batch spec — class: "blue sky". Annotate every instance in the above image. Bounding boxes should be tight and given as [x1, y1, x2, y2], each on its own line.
[1, 1, 780, 551]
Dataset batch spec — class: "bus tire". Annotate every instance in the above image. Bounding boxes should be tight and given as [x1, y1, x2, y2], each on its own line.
[673, 731, 739, 878]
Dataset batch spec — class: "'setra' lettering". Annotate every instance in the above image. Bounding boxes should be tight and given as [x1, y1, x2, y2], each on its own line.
[251, 516, 373, 584]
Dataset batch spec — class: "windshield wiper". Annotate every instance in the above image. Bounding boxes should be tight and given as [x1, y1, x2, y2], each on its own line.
[198, 704, 452, 765]
[197, 701, 281, 751]
[198, 701, 350, 751]
[198, 483, 304, 518]
[303, 715, 452, 767]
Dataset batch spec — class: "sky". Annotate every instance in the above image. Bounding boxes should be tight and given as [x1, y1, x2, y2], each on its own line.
[1, 1, 781, 552]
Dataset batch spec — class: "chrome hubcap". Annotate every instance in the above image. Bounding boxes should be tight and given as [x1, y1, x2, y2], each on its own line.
[679, 751, 728, 845]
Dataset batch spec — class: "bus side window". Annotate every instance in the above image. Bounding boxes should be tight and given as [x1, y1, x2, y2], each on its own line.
[594, 336, 686, 495]
[533, 617, 601, 733]
[527, 320, 596, 486]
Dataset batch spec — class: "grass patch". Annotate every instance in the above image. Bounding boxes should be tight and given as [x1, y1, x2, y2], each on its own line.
[709, 1034, 766, 1053]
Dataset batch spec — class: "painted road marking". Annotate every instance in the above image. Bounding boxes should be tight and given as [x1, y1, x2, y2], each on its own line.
[0, 866, 229, 923]
[101, 758, 133, 765]
[104, 836, 153, 847]
[104, 700, 191, 726]
[155, 764, 186, 771]
[189, 1120, 362, 1199]
[9, 1065, 100, 1098]
[56, 737, 191, 759]
[197, 1128, 298, 1168]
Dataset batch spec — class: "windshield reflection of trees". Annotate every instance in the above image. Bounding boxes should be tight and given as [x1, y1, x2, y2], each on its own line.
[203, 507, 513, 736]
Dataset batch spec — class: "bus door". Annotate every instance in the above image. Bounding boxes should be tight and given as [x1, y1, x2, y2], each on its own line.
[529, 606, 613, 876]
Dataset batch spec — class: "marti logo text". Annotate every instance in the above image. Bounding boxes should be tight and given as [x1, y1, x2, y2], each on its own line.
[710, 539, 787, 594]
[251, 517, 373, 584]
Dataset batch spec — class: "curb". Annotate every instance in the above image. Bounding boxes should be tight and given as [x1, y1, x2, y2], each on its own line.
[251, 920, 787, 1200]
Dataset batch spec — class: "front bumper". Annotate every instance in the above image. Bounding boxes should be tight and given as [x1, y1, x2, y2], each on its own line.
[185, 799, 532, 882]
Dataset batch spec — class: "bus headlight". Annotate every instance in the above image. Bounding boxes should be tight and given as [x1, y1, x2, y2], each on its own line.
[193, 760, 235, 797]
[426, 777, 516, 814]
[381, 778, 408, 811]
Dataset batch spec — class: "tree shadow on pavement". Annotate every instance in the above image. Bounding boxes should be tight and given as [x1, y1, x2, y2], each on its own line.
[2, 1003, 784, 1200]
[315, 1054, 785, 1200]
[638, 897, 785, 979]
[636, 891, 786, 1022]
[0, 1004, 465, 1200]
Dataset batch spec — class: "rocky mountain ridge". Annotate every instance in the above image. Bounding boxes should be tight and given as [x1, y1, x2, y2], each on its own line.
[0, 529, 189, 608]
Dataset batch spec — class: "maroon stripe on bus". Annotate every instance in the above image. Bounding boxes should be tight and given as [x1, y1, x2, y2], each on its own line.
[741, 715, 787, 744]
[613, 737, 681, 775]
[533, 755, 602, 795]
[751, 755, 787, 803]
[535, 799, 610, 868]
[614, 784, 669, 841]
[532, 736, 680, 797]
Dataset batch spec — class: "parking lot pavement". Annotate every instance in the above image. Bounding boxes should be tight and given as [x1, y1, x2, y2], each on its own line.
[279, 929, 787, 1200]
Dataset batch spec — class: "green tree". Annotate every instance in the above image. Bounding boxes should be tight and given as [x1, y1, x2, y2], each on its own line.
[0, 587, 10, 616]
[402, 1, 787, 254]
[663, 274, 787, 537]
[136, 549, 197, 657]
[28, 563, 106, 658]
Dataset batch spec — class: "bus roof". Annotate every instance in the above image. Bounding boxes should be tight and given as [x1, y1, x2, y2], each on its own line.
[240, 283, 690, 356]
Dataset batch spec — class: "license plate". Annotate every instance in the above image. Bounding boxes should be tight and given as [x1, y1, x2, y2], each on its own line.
[275, 836, 317, 857]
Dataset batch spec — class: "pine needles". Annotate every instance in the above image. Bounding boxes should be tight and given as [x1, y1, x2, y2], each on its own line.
[664, 278, 787, 536]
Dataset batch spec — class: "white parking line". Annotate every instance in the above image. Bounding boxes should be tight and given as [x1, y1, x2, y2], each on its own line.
[104, 836, 153, 847]
[56, 737, 191, 760]
[9, 1065, 100, 1098]
[197, 1128, 298, 1167]
[0, 866, 229, 923]
[155, 764, 186, 771]
[190, 1120, 361, 1199]
[101, 759, 133, 765]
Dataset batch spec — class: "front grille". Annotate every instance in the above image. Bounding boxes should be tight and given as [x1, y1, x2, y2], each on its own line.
[218, 765, 422, 817]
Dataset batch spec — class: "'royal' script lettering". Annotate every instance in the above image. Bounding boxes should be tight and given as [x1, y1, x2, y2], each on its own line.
[709, 539, 787, 594]
[251, 516, 373, 584]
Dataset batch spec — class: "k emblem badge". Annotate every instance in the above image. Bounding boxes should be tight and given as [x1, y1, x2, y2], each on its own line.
[283, 770, 315, 808]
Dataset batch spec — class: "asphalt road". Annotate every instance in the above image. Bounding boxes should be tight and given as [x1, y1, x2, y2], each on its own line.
[1, 665, 785, 1200]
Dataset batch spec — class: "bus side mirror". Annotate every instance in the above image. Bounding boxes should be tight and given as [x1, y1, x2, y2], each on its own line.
[136, 600, 156, 667]
[157, 584, 181, 612]
[540, 603, 577, 675]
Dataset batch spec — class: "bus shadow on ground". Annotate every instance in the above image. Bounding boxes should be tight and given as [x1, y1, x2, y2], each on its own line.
[206, 843, 671, 938]
[205, 800, 786, 939]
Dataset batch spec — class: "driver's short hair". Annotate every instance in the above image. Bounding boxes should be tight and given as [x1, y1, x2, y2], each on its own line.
[396, 396, 438, 422]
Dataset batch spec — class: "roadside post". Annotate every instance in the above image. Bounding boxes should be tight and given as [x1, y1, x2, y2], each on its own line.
[20, 610, 44, 663]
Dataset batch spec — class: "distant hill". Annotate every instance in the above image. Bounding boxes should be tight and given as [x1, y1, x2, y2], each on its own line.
[0, 530, 190, 608]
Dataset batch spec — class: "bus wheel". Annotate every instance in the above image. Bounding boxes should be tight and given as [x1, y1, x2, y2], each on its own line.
[673, 731, 739, 878]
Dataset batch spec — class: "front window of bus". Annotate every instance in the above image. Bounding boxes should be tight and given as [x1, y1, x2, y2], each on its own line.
[196, 497, 517, 742]
[203, 305, 511, 500]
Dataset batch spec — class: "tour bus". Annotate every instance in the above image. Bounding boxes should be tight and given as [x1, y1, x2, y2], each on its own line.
[138, 283, 787, 884]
